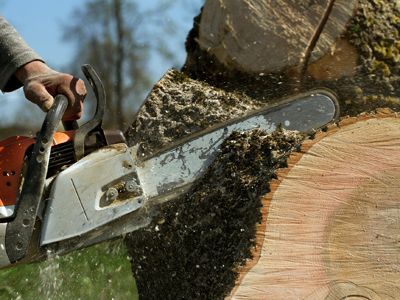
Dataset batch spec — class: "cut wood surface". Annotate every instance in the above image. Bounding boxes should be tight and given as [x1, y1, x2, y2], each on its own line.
[230, 112, 400, 299]
[198, 0, 357, 74]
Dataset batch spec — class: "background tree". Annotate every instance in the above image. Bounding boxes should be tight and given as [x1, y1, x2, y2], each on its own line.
[63, 0, 185, 129]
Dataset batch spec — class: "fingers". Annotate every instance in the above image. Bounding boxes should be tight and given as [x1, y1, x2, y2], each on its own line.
[57, 76, 87, 120]
[23, 73, 87, 120]
[23, 80, 54, 112]
[16, 61, 87, 119]
[72, 78, 87, 98]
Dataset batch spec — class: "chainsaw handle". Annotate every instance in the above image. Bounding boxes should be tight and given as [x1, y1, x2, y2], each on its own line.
[49, 95, 69, 125]
[5, 94, 68, 263]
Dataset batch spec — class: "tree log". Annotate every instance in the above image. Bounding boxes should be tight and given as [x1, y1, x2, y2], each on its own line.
[231, 110, 400, 299]
[183, 0, 400, 116]
[124, 1, 400, 298]
[197, 0, 357, 74]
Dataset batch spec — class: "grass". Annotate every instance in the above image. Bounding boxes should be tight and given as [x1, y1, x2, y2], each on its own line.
[0, 239, 138, 300]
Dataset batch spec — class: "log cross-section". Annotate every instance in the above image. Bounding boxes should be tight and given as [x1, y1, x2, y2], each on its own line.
[231, 113, 400, 299]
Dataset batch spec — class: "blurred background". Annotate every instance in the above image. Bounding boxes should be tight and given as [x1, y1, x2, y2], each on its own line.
[1, 0, 203, 135]
[0, 1, 203, 299]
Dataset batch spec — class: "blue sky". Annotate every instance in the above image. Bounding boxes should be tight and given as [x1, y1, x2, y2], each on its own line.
[2, 0, 84, 68]
[0, 0, 203, 126]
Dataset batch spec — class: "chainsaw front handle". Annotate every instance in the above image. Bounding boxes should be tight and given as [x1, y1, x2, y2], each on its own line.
[5, 95, 68, 263]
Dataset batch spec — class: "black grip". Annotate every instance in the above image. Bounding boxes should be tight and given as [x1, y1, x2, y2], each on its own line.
[5, 95, 68, 263]
[62, 120, 79, 131]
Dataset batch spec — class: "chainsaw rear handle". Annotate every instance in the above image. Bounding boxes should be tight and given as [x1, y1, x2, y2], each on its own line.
[5, 95, 68, 263]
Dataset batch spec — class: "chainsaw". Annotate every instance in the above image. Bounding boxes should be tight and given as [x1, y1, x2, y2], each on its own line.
[0, 65, 339, 268]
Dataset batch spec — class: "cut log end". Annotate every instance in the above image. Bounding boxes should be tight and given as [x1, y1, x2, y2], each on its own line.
[231, 112, 400, 299]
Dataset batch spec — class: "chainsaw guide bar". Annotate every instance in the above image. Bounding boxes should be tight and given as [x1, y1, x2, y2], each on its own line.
[41, 89, 338, 246]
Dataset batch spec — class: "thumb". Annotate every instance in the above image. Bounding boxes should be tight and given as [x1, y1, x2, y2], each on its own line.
[23, 81, 54, 112]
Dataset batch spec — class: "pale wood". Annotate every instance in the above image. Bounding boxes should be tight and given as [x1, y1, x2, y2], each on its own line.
[307, 38, 358, 80]
[198, 0, 357, 74]
[230, 114, 400, 299]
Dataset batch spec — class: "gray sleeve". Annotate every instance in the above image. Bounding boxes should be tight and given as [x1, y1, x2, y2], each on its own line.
[0, 16, 44, 92]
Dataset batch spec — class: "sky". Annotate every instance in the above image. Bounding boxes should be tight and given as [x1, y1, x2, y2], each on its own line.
[2, 1, 82, 67]
[0, 0, 203, 126]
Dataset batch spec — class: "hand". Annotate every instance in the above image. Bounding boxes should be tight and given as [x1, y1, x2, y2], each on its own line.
[15, 60, 87, 120]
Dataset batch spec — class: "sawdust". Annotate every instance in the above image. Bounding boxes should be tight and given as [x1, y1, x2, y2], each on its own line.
[124, 58, 306, 299]
[125, 70, 264, 157]
[125, 128, 304, 299]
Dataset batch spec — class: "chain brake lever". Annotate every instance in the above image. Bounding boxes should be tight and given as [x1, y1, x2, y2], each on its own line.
[72, 64, 107, 160]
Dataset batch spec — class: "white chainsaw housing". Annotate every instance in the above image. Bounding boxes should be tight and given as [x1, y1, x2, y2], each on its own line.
[40, 143, 144, 245]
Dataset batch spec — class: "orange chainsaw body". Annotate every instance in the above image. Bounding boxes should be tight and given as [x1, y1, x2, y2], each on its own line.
[0, 132, 74, 209]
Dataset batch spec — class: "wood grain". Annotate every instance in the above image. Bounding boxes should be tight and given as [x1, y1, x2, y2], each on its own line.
[231, 115, 400, 299]
[198, 0, 357, 74]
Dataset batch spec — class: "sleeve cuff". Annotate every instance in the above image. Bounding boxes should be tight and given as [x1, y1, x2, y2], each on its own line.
[0, 52, 44, 93]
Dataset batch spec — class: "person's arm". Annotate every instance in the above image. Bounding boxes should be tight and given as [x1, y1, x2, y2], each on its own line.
[0, 16, 86, 120]
[0, 16, 42, 92]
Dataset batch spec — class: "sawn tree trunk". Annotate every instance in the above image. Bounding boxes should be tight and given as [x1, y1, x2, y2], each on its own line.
[124, 0, 400, 299]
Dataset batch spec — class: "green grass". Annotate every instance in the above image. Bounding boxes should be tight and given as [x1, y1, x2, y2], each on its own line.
[0, 239, 138, 299]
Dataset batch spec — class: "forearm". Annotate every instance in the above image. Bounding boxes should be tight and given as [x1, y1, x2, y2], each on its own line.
[0, 16, 43, 92]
